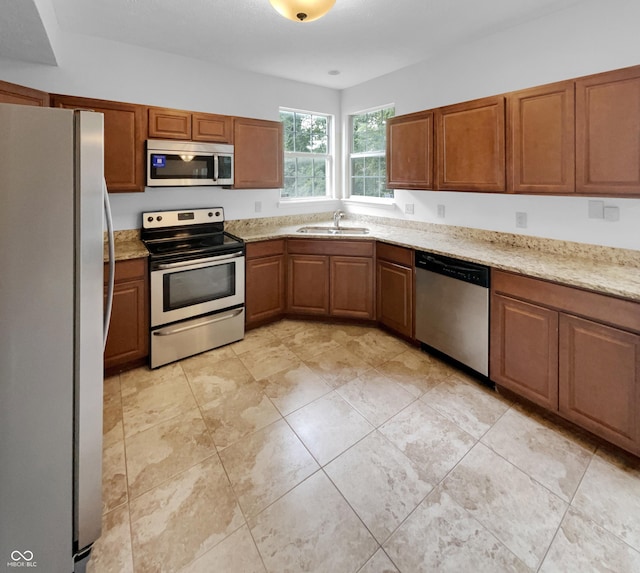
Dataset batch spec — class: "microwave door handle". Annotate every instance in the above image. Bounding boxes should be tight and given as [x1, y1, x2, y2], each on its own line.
[213, 155, 219, 181]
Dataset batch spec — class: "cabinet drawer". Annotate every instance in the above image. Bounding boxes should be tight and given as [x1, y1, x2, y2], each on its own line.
[246, 239, 286, 259]
[376, 242, 412, 266]
[287, 238, 374, 257]
[492, 270, 640, 334]
[105, 257, 147, 283]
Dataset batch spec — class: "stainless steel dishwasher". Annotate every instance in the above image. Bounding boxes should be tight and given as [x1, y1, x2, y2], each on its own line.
[415, 250, 490, 376]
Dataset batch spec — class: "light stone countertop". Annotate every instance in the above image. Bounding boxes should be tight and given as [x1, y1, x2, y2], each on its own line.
[104, 229, 148, 262]
[104, 214, 640, 302]
[227, 214, 640, 303]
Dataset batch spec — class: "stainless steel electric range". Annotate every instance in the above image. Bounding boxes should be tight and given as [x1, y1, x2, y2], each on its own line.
[141, 207, 245, 368]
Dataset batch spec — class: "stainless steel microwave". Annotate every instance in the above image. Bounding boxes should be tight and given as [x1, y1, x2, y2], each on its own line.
[146, 139, 234, 187]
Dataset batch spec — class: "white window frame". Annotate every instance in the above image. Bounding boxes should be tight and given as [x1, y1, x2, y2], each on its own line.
[346, 104, 395, 205]
[279, 107, 335, 202]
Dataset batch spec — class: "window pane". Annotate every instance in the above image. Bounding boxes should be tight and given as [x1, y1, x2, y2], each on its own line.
[352, 177, 365, 196]
[280, 109, 331, 199]
[349, 106, 394, 198]
[351, 157, 365, 177]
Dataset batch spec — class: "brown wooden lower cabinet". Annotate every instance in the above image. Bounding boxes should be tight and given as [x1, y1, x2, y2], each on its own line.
[491, 294, 559, 409]
[104, 258, 149, 374]
[330, 256, 374, 319]
[376, 243, 414, 338]
[286, 239, 374, 320]
[559, 314, 640, 453]
[287, 254, 330, 315]
[245, 240, 286, 328]
[490, 269, 640, 456]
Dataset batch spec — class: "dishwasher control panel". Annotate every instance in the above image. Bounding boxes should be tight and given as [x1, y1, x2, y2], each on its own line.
[415, 251, 490, 287]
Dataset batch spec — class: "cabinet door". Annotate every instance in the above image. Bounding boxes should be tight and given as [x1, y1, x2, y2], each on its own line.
[386, 110, 433, 190]
[0, 79, 49, 106]
[287, 254, 329, 315]
[559, 314, 640, 454]
[148, 107, 191, 139]
[104, 259, 149, 372]
[508, 81, 575, 194]
[246, 254, 286, 327]
[51, 95, 146, 193]
[233, 117, 283, 189]
[490, 293, 559, 409]
[436, 96, 506, 192]
[192, 113, 232, 143]
[330, 256, 374, 320]
[377, 260, 413, 337]
[576, 66, 640, 195]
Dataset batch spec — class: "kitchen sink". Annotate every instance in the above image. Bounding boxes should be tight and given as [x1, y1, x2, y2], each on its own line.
[297, 225, 370, 235]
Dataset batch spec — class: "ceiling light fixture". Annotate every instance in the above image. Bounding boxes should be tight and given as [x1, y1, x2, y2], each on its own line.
[269, 0, 336, 23]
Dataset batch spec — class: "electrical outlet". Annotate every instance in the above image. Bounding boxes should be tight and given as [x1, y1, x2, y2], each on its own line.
[437, 204, 445, 218]
[588, 200, 605, 219]
[515, 212, 527, 228]
[254, 201, 262, 213]
[405, 203, 414, 215]
[604, 206, 620, 221]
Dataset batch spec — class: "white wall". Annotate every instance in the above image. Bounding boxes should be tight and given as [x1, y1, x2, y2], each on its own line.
[341, 0, 640, 250]
[0, 30, 341, 230]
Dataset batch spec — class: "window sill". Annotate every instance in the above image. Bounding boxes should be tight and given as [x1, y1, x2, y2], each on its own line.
[342, 197, 397, 210]
[278, 197, 340, 208]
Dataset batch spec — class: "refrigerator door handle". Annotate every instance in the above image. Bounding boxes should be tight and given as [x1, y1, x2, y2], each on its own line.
[103, 179, 115, 350]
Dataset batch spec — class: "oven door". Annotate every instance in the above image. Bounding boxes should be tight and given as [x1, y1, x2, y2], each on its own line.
[150, 252, 245, 327]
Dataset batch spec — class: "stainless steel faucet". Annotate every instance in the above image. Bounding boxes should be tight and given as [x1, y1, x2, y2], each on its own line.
[333, 210, 344, 228]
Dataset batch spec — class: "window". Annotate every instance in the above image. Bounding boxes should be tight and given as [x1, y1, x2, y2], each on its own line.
[280, 109, 332, 199]
[349, 106, 395, 199]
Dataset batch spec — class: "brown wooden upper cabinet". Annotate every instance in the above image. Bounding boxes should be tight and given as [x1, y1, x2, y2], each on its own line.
[51, 95, 146, 193]
[436, 96, 506, 192]
[508, 81, 575, 194]
[386, 110, 433, 190]
[233, 117, 283, 189]
[148, 107, 232, 143]
[0, 80, 49, 106]
[576, 66, 640, 196]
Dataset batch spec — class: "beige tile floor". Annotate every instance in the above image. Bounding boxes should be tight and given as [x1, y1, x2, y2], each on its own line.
[89, 319, 640, 573]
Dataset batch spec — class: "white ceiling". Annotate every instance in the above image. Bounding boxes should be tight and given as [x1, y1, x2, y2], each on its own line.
[6, 0, 585, 89]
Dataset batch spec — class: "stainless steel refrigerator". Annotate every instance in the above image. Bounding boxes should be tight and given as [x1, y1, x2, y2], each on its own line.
[0, 103, 112, 572]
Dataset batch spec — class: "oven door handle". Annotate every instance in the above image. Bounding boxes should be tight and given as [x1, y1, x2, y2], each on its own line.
[152, 308, 244, 336]
[156, 251, 244, 270]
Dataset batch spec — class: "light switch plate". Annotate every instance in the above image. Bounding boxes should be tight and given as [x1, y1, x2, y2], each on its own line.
[516, 212, 527, 228]
[437, 204, 445, 218]
[405, 203, 414, 214]
[254, 201, 262, 213]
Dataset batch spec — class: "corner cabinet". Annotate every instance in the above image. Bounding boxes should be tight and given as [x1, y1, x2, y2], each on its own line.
[287, 239, 375, 320]
[104, 258, 149, 375]
[0, 79, 49, 106]
[376, 242, 413, 338]
[436, 96, 506, 192]
[386, 111, 433, 190]
[233, 117, 283, 189]
[245, 239, 286, 328]
[51, 95, 147, 193]
[491, 270, 640, 456]
[507, 81, 575, 194]
[576, 66, 640, 196]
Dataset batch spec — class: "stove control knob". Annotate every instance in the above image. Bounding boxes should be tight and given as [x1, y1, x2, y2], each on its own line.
[147, 216, 153, 222]
[157, 215, 163, 222]
[215, 211, 221, 217]
[208, 212, 213, 217]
